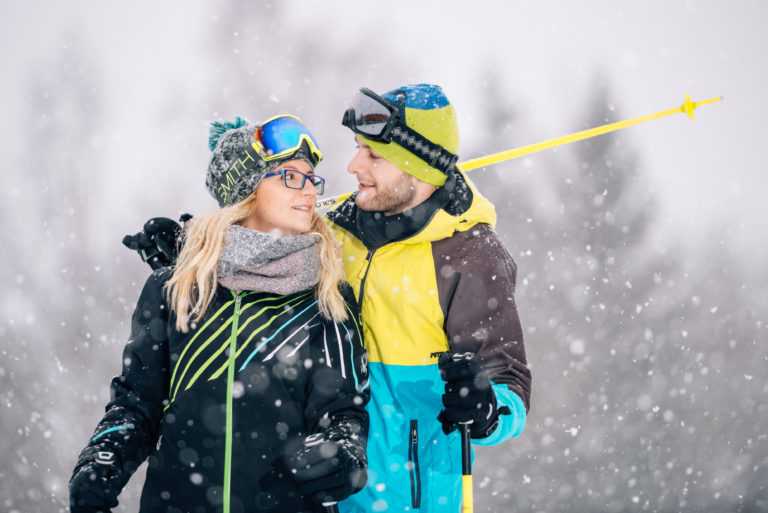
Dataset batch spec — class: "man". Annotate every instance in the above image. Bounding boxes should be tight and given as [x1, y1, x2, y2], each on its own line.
[124, 84, 531, 512]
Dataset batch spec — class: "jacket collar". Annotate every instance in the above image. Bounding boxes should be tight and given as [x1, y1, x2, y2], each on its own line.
[326, 167, 496, 249]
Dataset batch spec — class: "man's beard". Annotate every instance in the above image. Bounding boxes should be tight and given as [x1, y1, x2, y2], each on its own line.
[355, 173, 416, 214]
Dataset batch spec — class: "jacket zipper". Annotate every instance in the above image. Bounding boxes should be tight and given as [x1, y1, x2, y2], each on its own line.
[408, 419, 421, 508]
[357, 249, 376, 311]
[223, 292, 241, 513]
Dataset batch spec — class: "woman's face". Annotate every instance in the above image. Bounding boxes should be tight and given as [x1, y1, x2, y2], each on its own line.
[242, 159, 318, 236]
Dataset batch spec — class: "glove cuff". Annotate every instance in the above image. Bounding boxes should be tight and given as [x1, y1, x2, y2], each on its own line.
[470, 405, 511, 439]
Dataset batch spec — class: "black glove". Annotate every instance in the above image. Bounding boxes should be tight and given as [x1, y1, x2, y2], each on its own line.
[122, 214, 192, 270]
[69, 445, 126, 513]
[437, 352, 510, 439]
[288, 432, 368, 505]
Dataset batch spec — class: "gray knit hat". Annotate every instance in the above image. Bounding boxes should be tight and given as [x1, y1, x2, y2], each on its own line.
[205, 117, 317, 208]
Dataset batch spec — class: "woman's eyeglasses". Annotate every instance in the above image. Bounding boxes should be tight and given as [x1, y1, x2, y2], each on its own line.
[264, 169, 326, 195]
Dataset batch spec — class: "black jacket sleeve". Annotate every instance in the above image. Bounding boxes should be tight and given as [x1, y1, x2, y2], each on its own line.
[303, 284, 370, 463]
[433, 224, 532, 411]
[72, 269, 171, 486]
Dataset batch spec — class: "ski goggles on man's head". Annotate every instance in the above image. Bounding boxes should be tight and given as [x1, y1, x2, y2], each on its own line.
[341, 88, 458, 173]
[253, 115, 323, 166]
[341, 87, 402, 142]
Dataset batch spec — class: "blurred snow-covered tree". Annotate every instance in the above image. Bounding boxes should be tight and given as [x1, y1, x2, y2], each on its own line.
[472, 75, 768, 512]
[0, 43, 135, 512]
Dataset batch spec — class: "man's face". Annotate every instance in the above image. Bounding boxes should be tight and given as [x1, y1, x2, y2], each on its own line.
[347, 137, 418, 215]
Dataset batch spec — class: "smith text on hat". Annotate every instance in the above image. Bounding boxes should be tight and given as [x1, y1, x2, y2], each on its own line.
[217, 146, 259, 203]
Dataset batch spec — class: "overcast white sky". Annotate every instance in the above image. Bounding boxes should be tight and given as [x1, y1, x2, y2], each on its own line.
[2, 1, 766, 264]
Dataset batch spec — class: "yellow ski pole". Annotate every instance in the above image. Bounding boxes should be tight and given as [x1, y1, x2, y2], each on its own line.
[316, 94, 721, 210]
[458, 93, 721, 171]
[459, 421, 474, 513]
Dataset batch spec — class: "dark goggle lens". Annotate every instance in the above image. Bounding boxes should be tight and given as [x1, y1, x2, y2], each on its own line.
[258, 116, 322, 160]
[348, 92, 392, 137]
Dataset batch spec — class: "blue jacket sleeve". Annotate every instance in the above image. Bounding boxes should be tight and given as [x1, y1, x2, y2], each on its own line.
[472, 384, 527, 446]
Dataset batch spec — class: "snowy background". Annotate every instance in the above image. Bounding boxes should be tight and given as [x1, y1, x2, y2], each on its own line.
[1, 1, 767, 512]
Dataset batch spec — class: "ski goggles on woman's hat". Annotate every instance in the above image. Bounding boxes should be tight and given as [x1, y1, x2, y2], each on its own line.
[253, 114, 323, 166]
[341, 87, 458, 173]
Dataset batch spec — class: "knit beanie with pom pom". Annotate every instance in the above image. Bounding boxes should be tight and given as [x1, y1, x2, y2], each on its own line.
[205, 116, 320, 208]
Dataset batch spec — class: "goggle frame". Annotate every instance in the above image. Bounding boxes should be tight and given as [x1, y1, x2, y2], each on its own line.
[253, 114, 323, 167]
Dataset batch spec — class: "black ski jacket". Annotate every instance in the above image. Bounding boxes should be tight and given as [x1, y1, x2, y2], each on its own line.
[74, 268, 369, 513]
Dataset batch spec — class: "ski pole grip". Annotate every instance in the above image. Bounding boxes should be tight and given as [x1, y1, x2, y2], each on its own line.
[323, 503, 339, 513]
[459, 422, 472, 475]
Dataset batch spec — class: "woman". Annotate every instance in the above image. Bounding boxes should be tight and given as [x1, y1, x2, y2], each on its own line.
[69, 116, 369, 513]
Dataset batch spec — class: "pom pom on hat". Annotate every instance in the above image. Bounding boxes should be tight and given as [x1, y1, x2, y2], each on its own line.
[208, 116, 248, 151]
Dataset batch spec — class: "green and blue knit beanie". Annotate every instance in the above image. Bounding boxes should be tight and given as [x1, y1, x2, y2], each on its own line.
[205, 117, 315, 208]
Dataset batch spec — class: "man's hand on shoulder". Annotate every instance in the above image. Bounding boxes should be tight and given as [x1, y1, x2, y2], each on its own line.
[122, 214, 192, 270]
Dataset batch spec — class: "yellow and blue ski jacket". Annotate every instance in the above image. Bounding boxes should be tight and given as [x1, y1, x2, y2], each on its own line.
[326, 169, 531, 512]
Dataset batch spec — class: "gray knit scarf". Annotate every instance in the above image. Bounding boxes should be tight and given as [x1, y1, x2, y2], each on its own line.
[217, 225, 320, 295]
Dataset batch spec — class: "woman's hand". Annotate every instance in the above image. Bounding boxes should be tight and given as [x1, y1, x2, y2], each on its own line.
[69, 445, 124, 513]
[288, 429, 368, 505]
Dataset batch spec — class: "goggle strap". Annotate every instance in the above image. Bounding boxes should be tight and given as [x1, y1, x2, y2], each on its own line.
[389, 125, 458, 173]
[251, 141, 265, 156]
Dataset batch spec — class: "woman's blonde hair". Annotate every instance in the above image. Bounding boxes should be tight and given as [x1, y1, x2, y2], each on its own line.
[165, 192, 347, 333]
